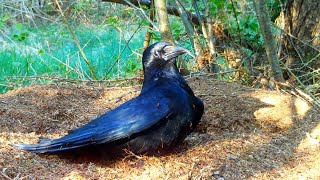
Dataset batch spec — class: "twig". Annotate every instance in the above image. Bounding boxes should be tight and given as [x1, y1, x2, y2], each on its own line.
[0, 29, 17, 46]
[0, 4, 54, 22]
[105, 24, 142, 77]
[54, 0, 97, 80]
[107, 90, 140, 103]
[122, 149, 144, 160]
[197, 93, 237, 97]
[289, 52, 320, 71]
[124, 0, 159, 31]
[1, 168, 20, 180]
[103, 85, 141, 90]
[275, 26, 320, 52]
[287, 33, 304, 64]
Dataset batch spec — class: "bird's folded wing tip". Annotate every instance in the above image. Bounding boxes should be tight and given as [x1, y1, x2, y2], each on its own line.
[11, 143, 29, 149]
[12, 143, 49, 154]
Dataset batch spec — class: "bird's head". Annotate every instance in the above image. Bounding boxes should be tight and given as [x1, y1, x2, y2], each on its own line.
[142, 42, 191, 70]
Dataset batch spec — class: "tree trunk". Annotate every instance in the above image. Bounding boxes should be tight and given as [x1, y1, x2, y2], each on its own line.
[253, 0, 284, 82]
[154, 0, 189, 75]
[281, 0, 320, 84]
[154, 0, 175, 44]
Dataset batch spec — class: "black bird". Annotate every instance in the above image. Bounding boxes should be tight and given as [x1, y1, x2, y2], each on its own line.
[14, 42, 204, 156]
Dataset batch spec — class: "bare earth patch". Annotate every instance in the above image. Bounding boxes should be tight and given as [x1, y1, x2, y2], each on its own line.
[0, 77, 319, 179]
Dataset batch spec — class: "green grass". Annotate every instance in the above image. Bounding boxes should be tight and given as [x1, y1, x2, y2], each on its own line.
[0, 23, 145, 94]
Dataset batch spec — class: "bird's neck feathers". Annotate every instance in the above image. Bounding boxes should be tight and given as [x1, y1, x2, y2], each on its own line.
[141, 64, 178, 89]
[141, 63, 192, 95]
[144, 63, 179, 81]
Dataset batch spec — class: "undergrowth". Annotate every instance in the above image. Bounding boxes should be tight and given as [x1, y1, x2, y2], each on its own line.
[0, 23, 145, 93]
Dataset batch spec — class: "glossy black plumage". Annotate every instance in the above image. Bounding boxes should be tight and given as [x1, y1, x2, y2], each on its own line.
[14, 42, 204, 156]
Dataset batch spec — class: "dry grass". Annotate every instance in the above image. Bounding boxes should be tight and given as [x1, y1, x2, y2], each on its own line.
[0, 77, 319, 179]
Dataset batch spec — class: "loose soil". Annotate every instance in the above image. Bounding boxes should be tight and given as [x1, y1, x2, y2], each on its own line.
[0, 77, 319, 179]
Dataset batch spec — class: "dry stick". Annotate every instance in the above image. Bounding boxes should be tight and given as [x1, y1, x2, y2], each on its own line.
[54, 0, 97, 80]
[197, 93, 237, 97]
[0, 101, 7, 104]
[184, 70, 240, 80]
[107, 90, 140, 103]
[277, 81, 320, 112]
[122, 149, 144, 160]
[0, 29, 17, 46]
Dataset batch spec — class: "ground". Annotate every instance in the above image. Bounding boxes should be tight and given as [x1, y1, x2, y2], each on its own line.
[0, 77, 319, 179]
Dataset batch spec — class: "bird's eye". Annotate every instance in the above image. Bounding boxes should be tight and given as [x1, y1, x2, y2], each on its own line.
[154, 51, 160, 58]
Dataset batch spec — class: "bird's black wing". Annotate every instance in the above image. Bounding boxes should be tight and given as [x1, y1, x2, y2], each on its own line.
[14, 90, 175, 153]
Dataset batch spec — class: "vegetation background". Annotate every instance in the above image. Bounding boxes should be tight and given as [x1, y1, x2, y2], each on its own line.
[0, 0, 319, 101]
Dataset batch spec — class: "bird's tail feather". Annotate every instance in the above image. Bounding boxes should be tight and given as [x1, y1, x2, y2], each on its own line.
[13, 131, 95, 153]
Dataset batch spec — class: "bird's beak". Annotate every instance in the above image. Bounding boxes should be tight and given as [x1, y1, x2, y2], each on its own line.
[163, 45, 194, 61]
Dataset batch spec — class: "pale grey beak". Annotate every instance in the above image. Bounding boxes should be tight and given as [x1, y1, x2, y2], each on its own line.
[163, 45, 194, 61]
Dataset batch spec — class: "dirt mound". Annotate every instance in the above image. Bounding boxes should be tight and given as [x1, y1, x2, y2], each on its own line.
[0, 77, 319, 179]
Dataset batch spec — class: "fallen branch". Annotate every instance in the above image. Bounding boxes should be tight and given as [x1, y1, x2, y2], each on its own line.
[276, 81, 320, 112]
[102, 0, 203, 25]
[184, 70, 240, 80]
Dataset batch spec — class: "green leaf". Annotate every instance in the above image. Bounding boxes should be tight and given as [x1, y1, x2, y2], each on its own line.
[38, 49, 44, 55]
[226, 4, 233, 10]
[20, 32, 29, 38]
[249, 23, 258, 30]
[140, 20, 149, 26]
[13, 34, 19, 40]
[15, 23, 23, 30]
[235, 12, 241, 17]
[212, 0, 226, 9]
[19, 36, 25, 41]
